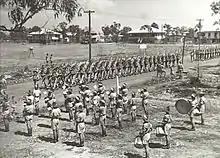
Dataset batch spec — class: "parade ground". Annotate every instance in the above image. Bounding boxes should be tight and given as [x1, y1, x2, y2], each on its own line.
[0, 43, 220, 158]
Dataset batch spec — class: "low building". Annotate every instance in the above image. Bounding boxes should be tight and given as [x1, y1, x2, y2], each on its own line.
[28, 29, 63, 44]
[127, 28, 165, 43]
[195, 25, 220, 44]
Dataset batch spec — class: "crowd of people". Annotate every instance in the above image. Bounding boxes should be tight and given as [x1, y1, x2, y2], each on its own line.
[1, 47, 217, 158]
[1, 77, 207, 158]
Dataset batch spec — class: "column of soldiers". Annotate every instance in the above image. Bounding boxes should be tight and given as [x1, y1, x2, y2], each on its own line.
[33, 53, 181, 90]
[190, 47, 220, 62]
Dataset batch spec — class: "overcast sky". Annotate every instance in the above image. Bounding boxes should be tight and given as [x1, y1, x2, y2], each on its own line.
[0, 0, 219, 32]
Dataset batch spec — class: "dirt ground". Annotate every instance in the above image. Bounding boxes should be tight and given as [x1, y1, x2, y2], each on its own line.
[0, 43, 220, 158]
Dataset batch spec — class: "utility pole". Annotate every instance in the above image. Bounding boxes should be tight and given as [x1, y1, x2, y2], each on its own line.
[196, 19, 204, 81]
[84, 10, 95, 62]
[182, 35, 186, 64]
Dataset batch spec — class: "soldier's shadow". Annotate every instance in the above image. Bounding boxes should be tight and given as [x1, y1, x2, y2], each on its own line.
[149, 142, 163, 148]
[14, 131, 29, 137]
[38, 115, 51, 119]
[37, 123, 51, 129]
[184, 120, 203, 125]
[0, 128, 7, 132]
[124, 152, 142, 158]
[63, 141, 78, 147]
[37, 136, 54, 143]
[15, 119, 25, 124]
[62, 128, 76, 133]
[172, 126, 190, 131]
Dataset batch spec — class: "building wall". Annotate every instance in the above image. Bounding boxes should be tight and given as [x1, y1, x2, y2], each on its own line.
[128, 32, 165, 43]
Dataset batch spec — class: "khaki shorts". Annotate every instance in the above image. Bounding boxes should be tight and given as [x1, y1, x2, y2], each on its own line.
[51, 119, 59, 130]
[77, 123, 85, 134]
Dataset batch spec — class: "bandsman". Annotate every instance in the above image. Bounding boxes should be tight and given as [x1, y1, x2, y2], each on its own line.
[128, 92, 137, 121]
[51, 102, 61, 143]
[23, 97, 34, 136]
[2, 95, 10, 132]
[161, 106, 172, 149]
[116, 94, 123, 130]
[139, 115, 152, 158]
[33, 84, 41, 116]
[108, 88, 117, 118]
[99, 100, 107, 136]
[75, 104, 86, 147]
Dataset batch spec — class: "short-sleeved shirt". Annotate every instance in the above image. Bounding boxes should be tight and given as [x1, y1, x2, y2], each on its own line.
[33, 89, 41, 97]
[51, 108, 61, 119]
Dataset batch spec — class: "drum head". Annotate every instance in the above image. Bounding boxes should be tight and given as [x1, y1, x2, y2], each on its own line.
[175, 99, 192, 114]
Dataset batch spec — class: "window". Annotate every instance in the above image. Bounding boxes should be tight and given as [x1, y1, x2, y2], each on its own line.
[208, 33, 211, 38]
[214, 32, 218, 38]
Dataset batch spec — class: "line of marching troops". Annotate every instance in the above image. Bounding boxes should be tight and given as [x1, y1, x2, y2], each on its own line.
[190, 47, 220, 62]
[33, 53, 182, 90]
[1, 77, 207, 158]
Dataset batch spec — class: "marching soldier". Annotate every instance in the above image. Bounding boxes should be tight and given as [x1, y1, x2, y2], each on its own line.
[139, 115, 152, 158]
[33, 84, 41, 116]
[51, 102, 61, 143]
[161, 106, 172, 149]
[99, 100, 107, 137]
[23, 97, 34, 136]
[75, 104, 86, 147]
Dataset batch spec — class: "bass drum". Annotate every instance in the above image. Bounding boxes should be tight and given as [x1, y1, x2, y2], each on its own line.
[175, 99, 192, 114]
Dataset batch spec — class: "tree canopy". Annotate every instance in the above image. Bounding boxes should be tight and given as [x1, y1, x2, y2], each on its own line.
[211, 1, 220, 27]
[0, 0, 80, 32]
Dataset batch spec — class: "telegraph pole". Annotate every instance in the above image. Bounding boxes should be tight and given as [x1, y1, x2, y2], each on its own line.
[196, 19, 204, 81]
[84, 10, 95, 62]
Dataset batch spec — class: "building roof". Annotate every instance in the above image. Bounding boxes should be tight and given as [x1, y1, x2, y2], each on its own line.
[201, 25, 219, 32]
[128, 28, 165, 34]
[29, 29, 61, 35]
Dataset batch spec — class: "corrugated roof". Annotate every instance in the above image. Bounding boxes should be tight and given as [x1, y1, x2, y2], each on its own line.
[128, 28, 165, 34]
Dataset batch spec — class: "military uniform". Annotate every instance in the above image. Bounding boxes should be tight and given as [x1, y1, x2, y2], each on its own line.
[99, 100, 107, 136]
[116, 95, 123, 129]
[33, 88, 41, 115]
[76, 105, 86, 147]
[51, 103, 61, 142]
[23, 100, 34, 136]
[2, 98, 10, 132]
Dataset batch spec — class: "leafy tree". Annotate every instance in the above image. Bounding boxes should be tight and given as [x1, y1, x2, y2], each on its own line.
[29, 26, 41, 33]
[120, 26, 132, 41]
[0, 0, 80, 32]
[211, 1, 220, 29]
[102, 25, 111, 36]
[151, 22, 159, 29]
[57, 21, 68, 37]
[140, 25, 152, 32]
